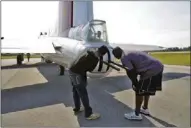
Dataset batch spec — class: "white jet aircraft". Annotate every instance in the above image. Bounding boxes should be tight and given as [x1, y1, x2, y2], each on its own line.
[1, 1, 164, 78]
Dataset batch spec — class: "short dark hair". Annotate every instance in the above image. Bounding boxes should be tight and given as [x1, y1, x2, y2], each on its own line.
[112, 47, 123, 59]
[98, 45, 108, 56]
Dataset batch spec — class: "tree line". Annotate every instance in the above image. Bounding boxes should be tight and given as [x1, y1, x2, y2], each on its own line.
[164, 46, 190, 52]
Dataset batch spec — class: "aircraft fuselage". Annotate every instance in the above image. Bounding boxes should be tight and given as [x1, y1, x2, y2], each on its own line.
[40, 20, 115, 78]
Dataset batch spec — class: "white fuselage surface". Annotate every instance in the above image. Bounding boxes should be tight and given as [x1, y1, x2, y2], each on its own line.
[41, 20, 115, 78]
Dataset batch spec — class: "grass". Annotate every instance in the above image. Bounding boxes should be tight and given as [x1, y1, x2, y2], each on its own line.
[1, 54, 41, 59]
[150, 52, 190, 66]
[1, 52, 190, 66]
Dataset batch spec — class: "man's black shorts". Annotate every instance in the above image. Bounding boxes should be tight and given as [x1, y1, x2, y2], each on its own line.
[135, 72, 163, 96]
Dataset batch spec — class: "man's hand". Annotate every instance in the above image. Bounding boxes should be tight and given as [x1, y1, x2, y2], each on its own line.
[132, 84, 137, 91]
[126, 69, 139, 91]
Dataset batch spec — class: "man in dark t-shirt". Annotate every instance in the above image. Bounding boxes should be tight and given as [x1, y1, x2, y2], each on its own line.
[69, 45, 108, 120]
[112, 47, 164, 121]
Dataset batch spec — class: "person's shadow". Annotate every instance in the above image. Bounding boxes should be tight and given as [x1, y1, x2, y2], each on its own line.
[146, 115, 176, 127]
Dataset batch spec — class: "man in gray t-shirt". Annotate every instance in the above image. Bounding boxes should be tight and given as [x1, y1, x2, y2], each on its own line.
[112, 47, 164, 121]
[121, 51, 163, 80]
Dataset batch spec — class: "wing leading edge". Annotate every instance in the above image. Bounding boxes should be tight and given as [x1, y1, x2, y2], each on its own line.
[110, 43, 165, 53]
[1, 38, 56, 53]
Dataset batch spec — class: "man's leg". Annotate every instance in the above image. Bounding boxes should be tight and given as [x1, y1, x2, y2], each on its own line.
[69, 71, 100, 120]
[76, 84, 100, 120]
[141, 72, 163, 116]
[143, 96, 150, 109]
[124, 79, 147, 120]
[124, 92, 143, 120]
[140, 95, 151, 115]
[76, 85, 92, 117]
[72, 86, 81, 113]
[135, 95, 143, 116]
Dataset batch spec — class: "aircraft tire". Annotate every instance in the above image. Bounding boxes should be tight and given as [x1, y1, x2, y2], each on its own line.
[45, 60, 52, 63]
[17, 55, 22, 65]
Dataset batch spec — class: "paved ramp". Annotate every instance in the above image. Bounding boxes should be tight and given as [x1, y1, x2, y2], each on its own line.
[1, 59, 190, 127]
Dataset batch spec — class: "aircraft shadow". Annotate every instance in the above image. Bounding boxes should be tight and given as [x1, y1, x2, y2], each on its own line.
[162, 72, 190, 81]
[1, 64, 178, 127]
[104, 71, 190, 83]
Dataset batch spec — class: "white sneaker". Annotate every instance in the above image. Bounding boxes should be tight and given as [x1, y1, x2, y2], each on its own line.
[140, 108, 150, 115]
[86, 113, 101, 120]
[124, 112, 142, 120]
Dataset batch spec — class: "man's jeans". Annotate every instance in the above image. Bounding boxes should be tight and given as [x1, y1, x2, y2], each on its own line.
[69, 71, 92, 117]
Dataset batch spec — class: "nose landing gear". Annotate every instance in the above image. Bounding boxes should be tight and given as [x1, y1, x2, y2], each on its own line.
[17, 54, 24, 65]
[59, 65, 65, 76]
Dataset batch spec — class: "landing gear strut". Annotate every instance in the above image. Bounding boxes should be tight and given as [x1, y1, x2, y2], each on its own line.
[59, 65, 65, 76]
[41, 56, 52, 63]
[17, 54, 24, 65]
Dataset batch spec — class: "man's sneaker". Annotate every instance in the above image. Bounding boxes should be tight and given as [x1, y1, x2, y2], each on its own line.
[140, 108, 150, 115]
[86, 113, 100, 120]
[73, 107, 84, 114]
[124, 112, 142, 121]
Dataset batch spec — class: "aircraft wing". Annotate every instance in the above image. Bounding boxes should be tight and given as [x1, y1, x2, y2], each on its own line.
[110, 43, 166, 53]
[1, 38, 56, 53]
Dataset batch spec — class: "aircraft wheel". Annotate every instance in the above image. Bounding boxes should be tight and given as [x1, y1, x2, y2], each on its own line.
[59, 65, 65, 76]
[45, 60, 52, 63]
[17, 55, 22, 65]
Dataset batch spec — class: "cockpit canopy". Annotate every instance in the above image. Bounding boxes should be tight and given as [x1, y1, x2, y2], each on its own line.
[68, 20, 108, 43]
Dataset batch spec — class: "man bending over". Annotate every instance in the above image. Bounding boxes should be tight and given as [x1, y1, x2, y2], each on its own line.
[112, 47, 164, 121]
[69, 45, 108, 120]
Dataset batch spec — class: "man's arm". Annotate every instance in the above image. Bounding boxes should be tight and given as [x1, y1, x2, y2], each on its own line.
[121, 56, 139, 89]
[111, 61, 138, 88]
[125, 69, 139, 89]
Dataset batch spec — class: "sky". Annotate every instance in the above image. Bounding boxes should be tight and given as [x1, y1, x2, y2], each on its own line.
[1, 1, 58, 39]
[2, 1, 190, 48]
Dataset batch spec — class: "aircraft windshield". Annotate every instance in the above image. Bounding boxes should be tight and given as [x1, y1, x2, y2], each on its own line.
[87, 20, 108, 43]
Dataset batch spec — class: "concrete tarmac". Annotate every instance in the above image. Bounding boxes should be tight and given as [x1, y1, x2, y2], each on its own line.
[1, 58, 190, 127]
